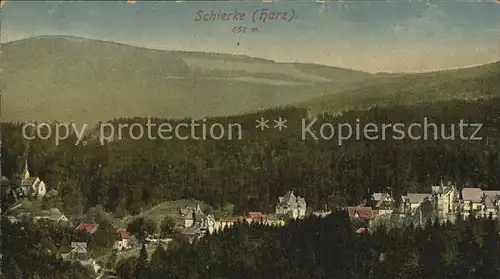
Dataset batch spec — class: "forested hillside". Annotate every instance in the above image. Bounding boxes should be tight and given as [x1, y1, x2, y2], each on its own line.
[4, 210, 499, 279]
[0, 217, 95, 279]
[2, 97, 499, 216]
[122, 211, 500, 279]
[301, 61, 500, 114]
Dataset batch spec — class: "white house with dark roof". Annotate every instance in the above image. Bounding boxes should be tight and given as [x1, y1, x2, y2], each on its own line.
[431, 181, 460, 221]
[180, 204, 204, 228]
[275, 190, 306, 219]
[401, 193, 432, 214]
[179, 203, 216, 236]
[20, 158, 46, 199]
[370, 192, 394, 215]
[461, 187, 484, 218]
[36, 208, 69, 224]
[114, 229, 131, 250]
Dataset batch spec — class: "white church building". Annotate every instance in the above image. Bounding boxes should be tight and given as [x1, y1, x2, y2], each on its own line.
[20, 158, 46, 199]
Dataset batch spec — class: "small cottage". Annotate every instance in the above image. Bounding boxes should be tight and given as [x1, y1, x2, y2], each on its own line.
[114, 229, 131, 250]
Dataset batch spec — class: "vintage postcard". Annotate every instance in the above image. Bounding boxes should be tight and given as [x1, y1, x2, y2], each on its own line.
[1, 1, 500, 278]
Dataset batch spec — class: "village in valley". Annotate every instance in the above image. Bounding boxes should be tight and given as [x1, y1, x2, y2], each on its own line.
[2, 156, 500, 277]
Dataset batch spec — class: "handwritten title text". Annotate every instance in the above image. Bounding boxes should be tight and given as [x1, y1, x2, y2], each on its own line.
[195, 9, 297, 23]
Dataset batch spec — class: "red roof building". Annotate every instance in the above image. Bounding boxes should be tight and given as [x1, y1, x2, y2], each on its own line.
[345, 207, 375, 221]
[117, 229, 130, 240]
[247, 212, 267, 223]
[75, 223, 99, 234]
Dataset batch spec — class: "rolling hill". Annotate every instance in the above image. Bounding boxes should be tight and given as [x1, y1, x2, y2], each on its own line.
[3, 35, 498, 124]
[1, 35, 384, 124]
[299, 60, 500, 114]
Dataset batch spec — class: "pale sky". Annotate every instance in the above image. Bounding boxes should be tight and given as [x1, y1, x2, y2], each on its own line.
[1, 1, 499, 73]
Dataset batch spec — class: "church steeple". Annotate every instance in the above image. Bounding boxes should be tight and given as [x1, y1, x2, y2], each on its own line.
[22, 156, 30, 181]
[438, 179, 445, 195]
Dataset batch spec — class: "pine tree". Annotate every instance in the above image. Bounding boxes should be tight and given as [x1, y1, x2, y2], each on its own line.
[456, 221, 480, 277]
[149, 244, 168, 275]
[420, 219, 445, 278]
[477, 214, 499, 279]
[105, 249, 118, 271]
[134, 244, 149, 279]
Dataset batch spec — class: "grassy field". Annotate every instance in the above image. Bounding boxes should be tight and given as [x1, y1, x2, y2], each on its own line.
[95, 245, 159, 267]
[114, 200, 234, 233]
[114, 199, 234, 230]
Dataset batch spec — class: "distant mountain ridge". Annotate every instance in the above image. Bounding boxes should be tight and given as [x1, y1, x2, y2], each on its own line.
[1, 35, 382, 123]
[2, 35, 498, 123]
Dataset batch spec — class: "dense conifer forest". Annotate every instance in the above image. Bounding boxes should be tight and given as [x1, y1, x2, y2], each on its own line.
[2, 97, 500, 278]
[2, 98, 499, 216]
[0, 216, 95, 279]
[140, 211, 500, 279]
[3, 210, 500, 279]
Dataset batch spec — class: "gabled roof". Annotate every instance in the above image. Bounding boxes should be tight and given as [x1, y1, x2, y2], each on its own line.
[483, 191, 500, 209]
[21, 177, 37, 186]
[345, 207, 374, 221]
[76, 223, 99, 234]
[278, 190, 306, 206]
[372, 193, 385, 201]
[117, 229, 130, 239]
[182, 212, 194, 220]
[371, 193, 393, 207]
[371, 193, 393, 208]
[43, 213, 67, 222]
[195, 203, 202, 213]
[247, 212, 266, 221]
[462, 188, 484, 202]
[431, 181, 457, 195]
[180, 204, 204, 220]
[279, 191, 296, 204]
[483, 190, 500, 197]
[405, 193, 432, 204]
[7, 216, 18, 224]
[180, 208, 190, 215]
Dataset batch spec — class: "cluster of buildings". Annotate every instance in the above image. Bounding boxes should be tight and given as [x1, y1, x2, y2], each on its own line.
[7, 207, 70, 226]
[342, 181, 500, 227]
[177, 190, 305, 239]
[74, 223, 132, 251]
